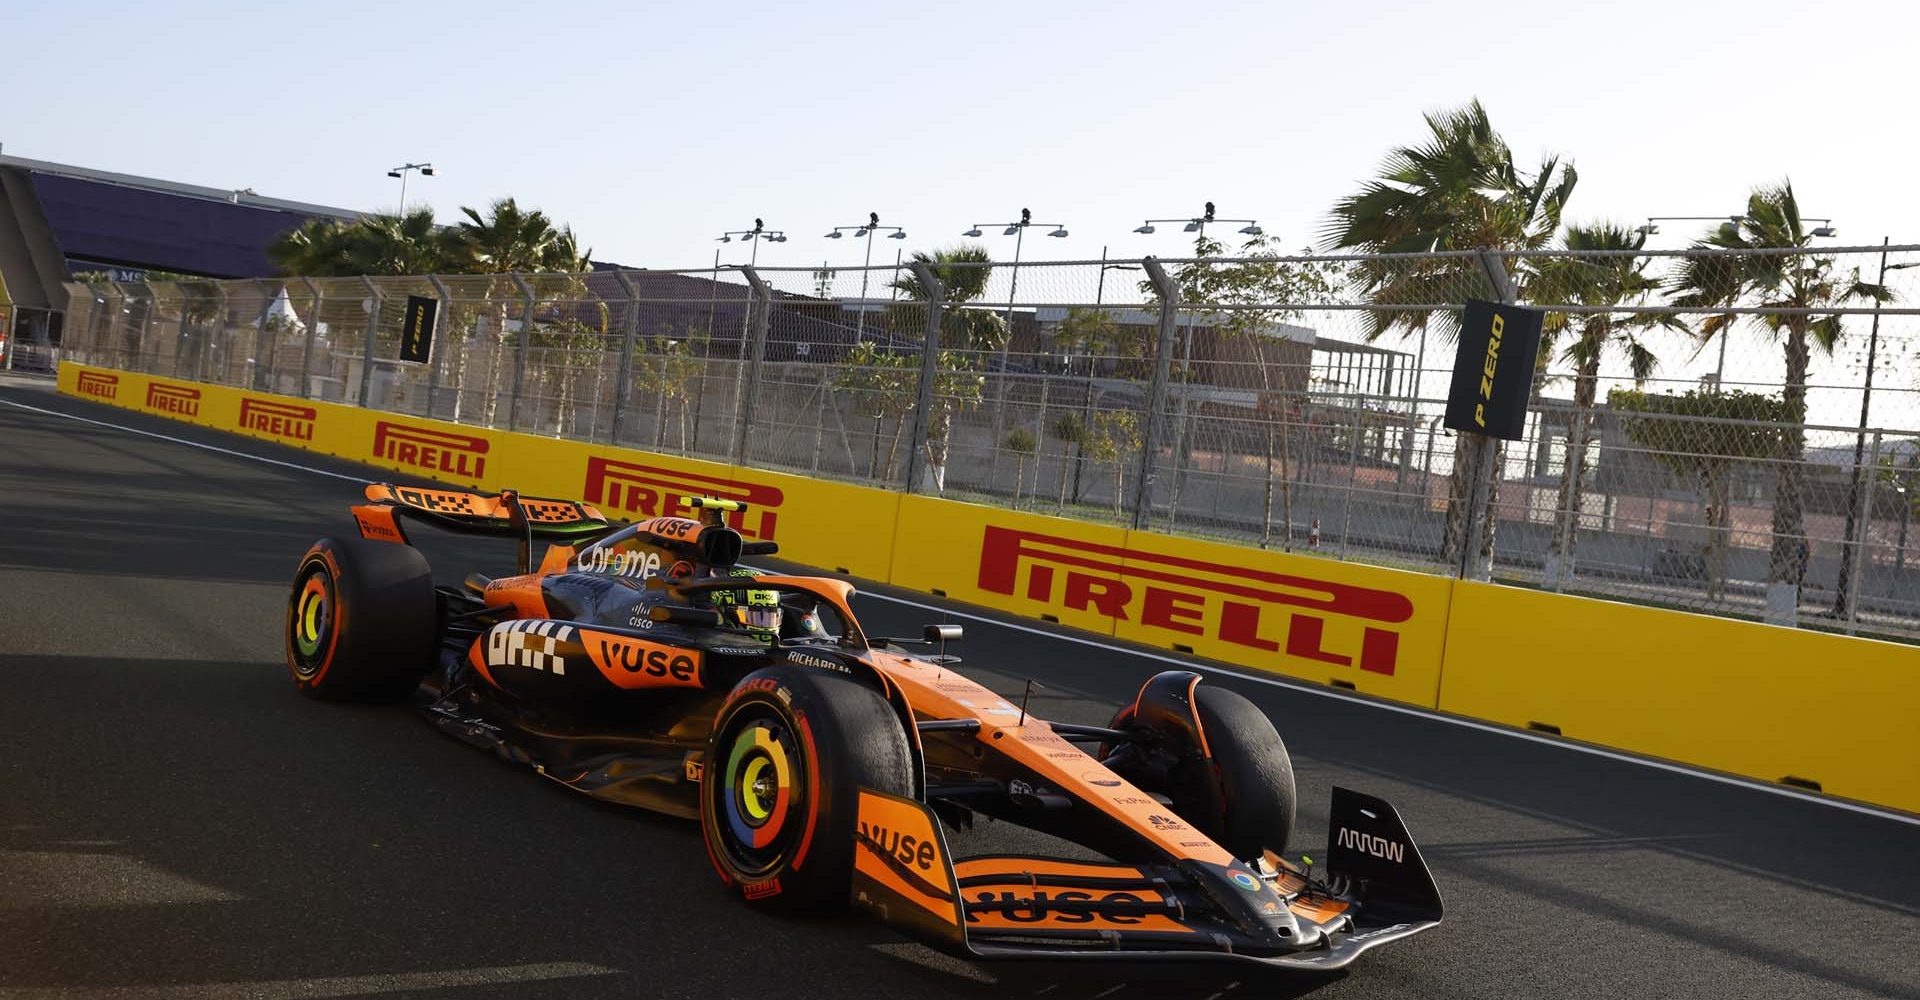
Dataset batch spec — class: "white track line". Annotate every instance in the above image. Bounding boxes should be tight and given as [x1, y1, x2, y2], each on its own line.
[0, 962, 616, 1000]
[10, 392, 1917, 829]
[0, 398, 366, 482]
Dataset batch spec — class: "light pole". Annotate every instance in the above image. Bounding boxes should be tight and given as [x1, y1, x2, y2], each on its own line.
[963, 209, 1068, 493]
[963, 208, 1069, 347]
[824, 212, 907, 340]
[718, 218, 788, 268]
[1133, 201, 1263, 240]
[1639, 214, 1837, 389]
[386, 162, 434, 216]
[1133, 203, 1263, 524]
[1834, 242, 1916, 617]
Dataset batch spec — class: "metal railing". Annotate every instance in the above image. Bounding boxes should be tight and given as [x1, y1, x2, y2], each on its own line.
[56, 243, 1920, 640]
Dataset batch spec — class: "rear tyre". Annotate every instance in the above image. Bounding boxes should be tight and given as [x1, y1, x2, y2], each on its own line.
[701, 666, 912, 911]
[1106, 683, 1295, 861]
[286, 537, 437, 702]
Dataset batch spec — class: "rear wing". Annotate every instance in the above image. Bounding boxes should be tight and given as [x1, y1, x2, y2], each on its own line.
[352, 484, 614, 571]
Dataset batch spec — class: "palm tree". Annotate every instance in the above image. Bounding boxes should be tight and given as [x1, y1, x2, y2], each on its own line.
[1321, 99, 1577, 575]
[1668, 182, 1889, 620]
[445, 199, 590, 427]
[340, 210, 451, 276]
[1530, 224, 1674, 585]
[887, 246, 1006, 490]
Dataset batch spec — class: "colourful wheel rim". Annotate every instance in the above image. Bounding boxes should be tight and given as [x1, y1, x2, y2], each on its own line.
[719, 716, 800, 860]
[291, 569, 332, 671]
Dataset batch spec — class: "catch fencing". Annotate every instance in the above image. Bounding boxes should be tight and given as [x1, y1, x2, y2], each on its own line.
[56, 243, 1920, 639]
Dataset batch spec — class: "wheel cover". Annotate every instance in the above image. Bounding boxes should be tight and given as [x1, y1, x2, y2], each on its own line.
[715, 712, 804, 874]
[290, 567, 333, 675]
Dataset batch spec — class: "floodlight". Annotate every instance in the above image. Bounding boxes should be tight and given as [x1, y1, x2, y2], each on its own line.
[420, 167, 434, 176]
[387, 171, 402, 178]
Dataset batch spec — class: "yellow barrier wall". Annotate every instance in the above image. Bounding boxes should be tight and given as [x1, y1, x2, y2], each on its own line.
[1116, 532, 1454, 708]
[1440, 581, 1920, 812]
[56, 362, 1920, 813]
[891, 495, 1128, 637]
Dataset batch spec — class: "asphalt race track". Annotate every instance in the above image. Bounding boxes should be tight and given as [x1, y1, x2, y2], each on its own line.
[1, 374, 1916, 1000]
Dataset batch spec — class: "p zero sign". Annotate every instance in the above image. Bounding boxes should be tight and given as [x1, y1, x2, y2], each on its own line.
[1444, 298, 1544, 441]
[399, 295, 438, 365]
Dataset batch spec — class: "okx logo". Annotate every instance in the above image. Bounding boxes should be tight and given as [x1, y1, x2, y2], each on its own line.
[976, 526, 1414, 675]
[582, 457, 781, 539]
[145, 381, 201, 417]
[371, 420, 488, 479]
[238, 397, 316, 442]
[76, 371, 120, 400]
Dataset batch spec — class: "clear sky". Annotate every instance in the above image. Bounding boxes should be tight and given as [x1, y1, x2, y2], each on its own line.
[5, 0, 1915, 272]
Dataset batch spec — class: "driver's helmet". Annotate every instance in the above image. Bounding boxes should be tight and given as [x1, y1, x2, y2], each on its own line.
[710, 569, 781, 637]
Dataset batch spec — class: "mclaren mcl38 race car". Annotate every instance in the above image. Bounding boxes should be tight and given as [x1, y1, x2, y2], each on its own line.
[285, 484, 1443, 970]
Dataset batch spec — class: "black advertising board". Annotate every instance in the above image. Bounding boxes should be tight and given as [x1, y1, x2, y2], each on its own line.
[399, 295, 438, 365]
[1444, 298, 1544, 440]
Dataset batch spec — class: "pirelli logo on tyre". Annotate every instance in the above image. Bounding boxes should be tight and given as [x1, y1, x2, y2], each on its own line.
[582, 457, 781, 539]
[76, 370, 120, 400]
[145, 381, 201, 417]
[976, 526, 1414, 675]
[238, 397, 317, 442]
[371, 420, 488, 479]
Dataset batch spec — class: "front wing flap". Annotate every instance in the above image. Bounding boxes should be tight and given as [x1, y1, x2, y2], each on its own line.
[851, 785, 1441, 970]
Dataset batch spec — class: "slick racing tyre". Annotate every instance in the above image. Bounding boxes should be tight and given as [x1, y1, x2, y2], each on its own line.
[1105, 676, 1295, 862]
[701, 666, 912, 911]
[286, 537, 437, 702]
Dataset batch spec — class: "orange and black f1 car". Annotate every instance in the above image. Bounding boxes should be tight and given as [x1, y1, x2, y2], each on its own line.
[287, 484, 1443, 970]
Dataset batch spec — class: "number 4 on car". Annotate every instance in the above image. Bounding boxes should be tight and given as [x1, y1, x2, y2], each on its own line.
[286, 485, 1443, 970]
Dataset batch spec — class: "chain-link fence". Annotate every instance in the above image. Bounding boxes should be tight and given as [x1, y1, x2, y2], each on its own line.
[57, 243, 1920, 640]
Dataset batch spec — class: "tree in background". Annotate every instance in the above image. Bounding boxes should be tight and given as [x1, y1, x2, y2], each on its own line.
[634, 326, 706, 451]
[1611, 388, 1793, 601]
[445, 199, 590, 427]
[1156, 231, 1343, 547]
[1049, 307, 1133, 507]
[1530, 224, 1676, 585]
[887, 247, 1005, 490]
[1321, 99, 1576, 573]
[1668, 182, 1890, 619]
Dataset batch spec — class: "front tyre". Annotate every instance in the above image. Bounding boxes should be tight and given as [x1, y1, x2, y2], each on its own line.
[1104, 675, 1296, 861]
[701, 666, 912, 910]
[286, 537, 436, 702]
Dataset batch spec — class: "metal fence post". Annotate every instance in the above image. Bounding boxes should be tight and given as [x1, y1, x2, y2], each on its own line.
[299, 278, 322, 400]
[1846, 430, 1884, 634]
[732, 267, 773, 464]
[1459, 249, 1518, 581]
[426, 275, 453, 419]
[252, 279, 277, 391]
[903, 263, 945, 494]
[1131, 258, 1181, 530]
[201, 283, 226, 384]
[357, 276, 381, 408]
[609, 271, 642, 445]
[509, 274, 536, 432]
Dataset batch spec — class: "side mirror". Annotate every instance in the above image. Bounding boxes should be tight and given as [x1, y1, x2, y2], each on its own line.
[923, 624, 962, 643]
[650, 605, 724, 628]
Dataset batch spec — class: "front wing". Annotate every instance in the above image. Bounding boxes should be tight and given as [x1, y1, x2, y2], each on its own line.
[850, 786, 1442, 970]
